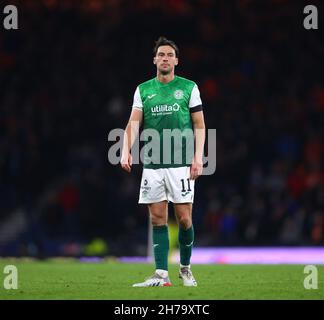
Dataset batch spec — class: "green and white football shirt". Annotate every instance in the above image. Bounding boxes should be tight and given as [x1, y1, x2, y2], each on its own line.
[132, 76, 202, 169]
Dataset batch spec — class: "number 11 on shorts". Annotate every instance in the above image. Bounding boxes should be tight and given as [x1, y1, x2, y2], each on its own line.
[181, 179, 191, 192]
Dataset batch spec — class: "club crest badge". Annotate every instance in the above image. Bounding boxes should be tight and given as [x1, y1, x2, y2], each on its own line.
[174, 90, 184, 100]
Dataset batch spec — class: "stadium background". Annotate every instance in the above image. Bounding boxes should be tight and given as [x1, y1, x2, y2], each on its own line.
[0, 0, 323, 259]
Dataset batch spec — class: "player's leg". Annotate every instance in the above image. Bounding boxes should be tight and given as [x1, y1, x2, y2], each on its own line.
[148, 201, 170, 278]
[134, 169, 171, 287]
[174, 202, 194, 267]
[133, 201, 172, 287]
[174, 203, 197, 286]
[164, 166, 197, 286]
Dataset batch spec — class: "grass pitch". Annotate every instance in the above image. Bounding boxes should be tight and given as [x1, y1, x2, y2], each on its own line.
[0, 259, 323, 300]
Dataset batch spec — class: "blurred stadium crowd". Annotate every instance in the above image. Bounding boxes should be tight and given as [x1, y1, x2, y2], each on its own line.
[0, 0, 324, 257]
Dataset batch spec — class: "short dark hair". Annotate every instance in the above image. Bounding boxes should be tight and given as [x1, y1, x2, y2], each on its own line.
[153, 36, 179, 58]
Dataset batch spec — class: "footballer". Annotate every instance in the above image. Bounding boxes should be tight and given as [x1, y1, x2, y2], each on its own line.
[121, 36, 205, 287]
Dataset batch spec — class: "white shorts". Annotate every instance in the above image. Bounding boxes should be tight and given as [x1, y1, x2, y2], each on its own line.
[138, 166, 195, 204]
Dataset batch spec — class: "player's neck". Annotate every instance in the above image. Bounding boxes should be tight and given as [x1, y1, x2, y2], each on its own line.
[156, 72, 175, 84]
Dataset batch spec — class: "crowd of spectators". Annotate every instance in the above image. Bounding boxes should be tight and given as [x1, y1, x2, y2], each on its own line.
[0, 0, 323, 256]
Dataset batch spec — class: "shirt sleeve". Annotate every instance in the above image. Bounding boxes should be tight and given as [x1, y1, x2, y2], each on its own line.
[132, 87, 143, 110]
[189, 84, 203, 112]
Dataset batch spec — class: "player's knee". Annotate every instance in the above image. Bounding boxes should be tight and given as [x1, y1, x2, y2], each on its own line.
[150, 212, 167, 225]
[178, 215, 192, 229]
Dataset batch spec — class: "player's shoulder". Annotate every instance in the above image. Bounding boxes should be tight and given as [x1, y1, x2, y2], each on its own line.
[137, 78, 156, 89]
[176, 76, 197, 86]
[176, 76, 198, 92]
[177, 76, 196, 84]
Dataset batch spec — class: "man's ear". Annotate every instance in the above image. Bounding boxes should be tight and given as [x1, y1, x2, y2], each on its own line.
[175, 58, 179, 66]
[153, 57, 156, 65]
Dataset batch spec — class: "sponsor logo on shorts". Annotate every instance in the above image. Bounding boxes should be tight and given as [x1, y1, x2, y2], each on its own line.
[141, 180, 151, 197]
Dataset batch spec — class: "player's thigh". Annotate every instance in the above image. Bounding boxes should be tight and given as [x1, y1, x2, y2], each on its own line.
[164, 166, 195, 203]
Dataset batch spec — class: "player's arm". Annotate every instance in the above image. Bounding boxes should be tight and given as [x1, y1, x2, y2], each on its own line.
[190, 110, 205, 180]
[188, 83, 205, 180]
[120, 106, 143, 173]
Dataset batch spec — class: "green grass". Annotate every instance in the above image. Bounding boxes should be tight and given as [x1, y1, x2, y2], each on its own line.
[0, 259, 323, 300]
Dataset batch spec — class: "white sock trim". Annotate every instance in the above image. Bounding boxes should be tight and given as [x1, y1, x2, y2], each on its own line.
[180, 264, 191, 269]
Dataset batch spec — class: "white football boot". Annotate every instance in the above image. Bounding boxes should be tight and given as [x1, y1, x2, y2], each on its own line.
[179, 266, 197, 287]
[133, 272, 172, 287]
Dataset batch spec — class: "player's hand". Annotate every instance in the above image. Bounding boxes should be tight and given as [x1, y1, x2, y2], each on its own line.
[120, 152, 132, 173]
[190, 157, 203, 180]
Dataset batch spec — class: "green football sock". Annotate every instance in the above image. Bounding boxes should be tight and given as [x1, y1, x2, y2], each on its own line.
[178, 225, 194, 266]
[152, 225, 169, 271]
